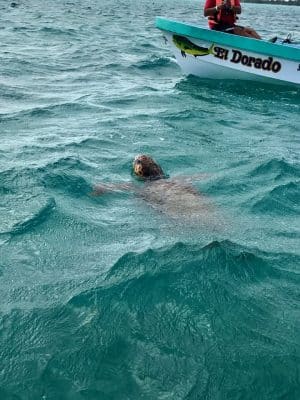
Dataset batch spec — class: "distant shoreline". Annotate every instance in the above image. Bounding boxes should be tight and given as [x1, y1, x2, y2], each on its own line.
[243, 0, 300, 5]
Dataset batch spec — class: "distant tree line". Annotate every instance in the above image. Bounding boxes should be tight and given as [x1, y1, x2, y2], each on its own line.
[243, 0, 300, 5]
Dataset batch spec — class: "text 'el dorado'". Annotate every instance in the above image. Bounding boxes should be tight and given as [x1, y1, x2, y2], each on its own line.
[214, 46, 281, 73]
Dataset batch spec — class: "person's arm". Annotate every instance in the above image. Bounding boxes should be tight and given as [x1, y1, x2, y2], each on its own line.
[204, 0, 217, 17]
[204, 7, 218, 17]
[232, 0, 241, 14]
[204, 0, 218, 17]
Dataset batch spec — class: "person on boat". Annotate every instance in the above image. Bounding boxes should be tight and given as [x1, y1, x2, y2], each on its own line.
[204, 0, 262, 39]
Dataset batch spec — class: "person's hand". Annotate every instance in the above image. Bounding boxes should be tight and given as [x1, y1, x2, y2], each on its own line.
[216, 0, 230, 11]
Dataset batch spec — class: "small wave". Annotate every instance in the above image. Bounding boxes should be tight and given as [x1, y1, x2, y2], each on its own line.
[69, 240, 285, 312]
[134, 56, 174, 70]
[251, 181, 300, 215]
[23, 137, 109, 154]
[160, 108, 200, 121]
[0, 101, 100, 121]
[33, 156, 94, 196]
[67, 239, 290, 350]
[274, 230, 300, 240]
[12, 25, 34, 32]
[39, 26, 77, 36]
[42, 173, 91, 197]
[0, 168, 56, 235]
[0, 84, 28, 100]
[11, 197, 56, 235]
[103, 240, 279, 286]
[249, 158, 300, 180]
[0, 191, 56, 236]
[69, 137, 106, 149]
[39, 156, 93, 171]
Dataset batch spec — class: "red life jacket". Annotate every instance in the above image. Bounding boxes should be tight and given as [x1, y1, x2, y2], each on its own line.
[208, 0, 238, 27]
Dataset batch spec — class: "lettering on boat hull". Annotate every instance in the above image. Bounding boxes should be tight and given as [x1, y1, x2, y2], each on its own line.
[214, 46, 282, 73]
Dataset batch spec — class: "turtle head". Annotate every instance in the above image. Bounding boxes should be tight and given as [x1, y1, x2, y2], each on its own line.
[133, 155, 165, 181]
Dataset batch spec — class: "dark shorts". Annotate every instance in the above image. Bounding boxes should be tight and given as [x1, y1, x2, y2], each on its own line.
[211, 24, 241, 34]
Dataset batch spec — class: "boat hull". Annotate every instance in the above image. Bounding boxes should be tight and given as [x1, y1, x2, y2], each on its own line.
[156, 18, 300, 87]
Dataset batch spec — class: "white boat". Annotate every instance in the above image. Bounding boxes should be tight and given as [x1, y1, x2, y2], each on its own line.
[156, 17, 300, 87]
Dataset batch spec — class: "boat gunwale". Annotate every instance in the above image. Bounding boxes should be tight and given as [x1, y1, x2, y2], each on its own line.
[156, 17, 300, 62]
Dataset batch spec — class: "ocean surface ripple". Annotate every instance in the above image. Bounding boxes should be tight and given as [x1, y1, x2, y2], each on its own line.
[0, 1, 299, 399]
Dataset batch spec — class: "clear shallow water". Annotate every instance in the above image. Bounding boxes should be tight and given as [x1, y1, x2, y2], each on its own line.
[0, 1, 300, 399]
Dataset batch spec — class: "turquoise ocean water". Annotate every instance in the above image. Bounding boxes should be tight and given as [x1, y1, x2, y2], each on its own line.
[1, 1, 300, 399]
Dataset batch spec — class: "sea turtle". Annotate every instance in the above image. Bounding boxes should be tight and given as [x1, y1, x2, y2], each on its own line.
[93, 155, 213, 222]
